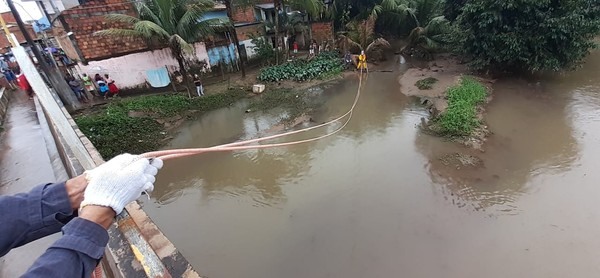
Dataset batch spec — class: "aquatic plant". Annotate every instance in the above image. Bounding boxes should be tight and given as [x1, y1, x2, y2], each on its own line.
[258, 52, 343, 82]
[436, 77, 486, 136]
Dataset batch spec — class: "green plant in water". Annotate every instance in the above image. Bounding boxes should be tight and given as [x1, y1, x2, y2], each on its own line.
[76, 89, 247, 159]
[258, 51, 344, 82]
[415, 77, 438, 90]
[436, 77, 486, 136]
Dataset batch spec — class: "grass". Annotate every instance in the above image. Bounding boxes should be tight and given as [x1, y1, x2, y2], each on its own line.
[247, 89, 311, 124]
[415, 77, 438, 90]
[76, 89, 247, 159]
[436, 77, 487, 136]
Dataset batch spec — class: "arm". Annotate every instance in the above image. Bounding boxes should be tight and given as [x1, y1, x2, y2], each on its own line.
[0, 176, 86, 257]
[21, 154, 163, 278]
[23, 207, 114, 278]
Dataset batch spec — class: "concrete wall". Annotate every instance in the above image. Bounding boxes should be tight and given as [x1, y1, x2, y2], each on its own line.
[240, 39, 257, 58]
[0, 88, 9, 125]
[75, 43, 210, 88]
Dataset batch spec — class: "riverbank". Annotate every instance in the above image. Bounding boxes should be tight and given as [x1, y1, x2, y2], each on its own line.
[399, 54, 492, 151]
[75, 81, 340, 160]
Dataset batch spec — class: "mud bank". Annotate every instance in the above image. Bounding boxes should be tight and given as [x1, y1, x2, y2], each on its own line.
[399, 54, 493, 151]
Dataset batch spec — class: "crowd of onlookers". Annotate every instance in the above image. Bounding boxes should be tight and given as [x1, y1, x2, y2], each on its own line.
[67, 73, 119, 103]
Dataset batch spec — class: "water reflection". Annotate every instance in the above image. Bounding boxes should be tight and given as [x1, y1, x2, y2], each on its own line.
[153, 71, 408, 206]
[415, 77, 580, 214]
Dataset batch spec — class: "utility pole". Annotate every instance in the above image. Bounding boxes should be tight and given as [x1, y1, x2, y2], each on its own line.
[6, 0, 53, 76]
[6, 0, 79, 110]
[0, 14, 16, 47]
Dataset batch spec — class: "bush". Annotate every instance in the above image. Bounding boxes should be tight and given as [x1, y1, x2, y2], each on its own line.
[455, 0, 600, 72]
[437, 77, 487, 136]
[415, 77, 438, 90]
[76, 90, 247, 159]
[258, 51, 343, 82]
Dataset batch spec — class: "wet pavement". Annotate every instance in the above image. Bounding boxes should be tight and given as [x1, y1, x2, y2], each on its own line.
[0, 91, 68, 277]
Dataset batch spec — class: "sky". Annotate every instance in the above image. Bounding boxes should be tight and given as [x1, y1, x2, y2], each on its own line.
[0, 0, 44, 22]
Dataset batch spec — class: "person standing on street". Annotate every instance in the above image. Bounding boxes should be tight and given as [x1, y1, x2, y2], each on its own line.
[193, 74, 204, 96]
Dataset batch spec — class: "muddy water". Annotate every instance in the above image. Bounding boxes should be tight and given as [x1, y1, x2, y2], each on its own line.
[141, 51, 600, 278]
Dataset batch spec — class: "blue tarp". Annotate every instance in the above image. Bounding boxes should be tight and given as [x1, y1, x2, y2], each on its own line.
[207, 44, 237, 66]
[145, 67, 171, 88]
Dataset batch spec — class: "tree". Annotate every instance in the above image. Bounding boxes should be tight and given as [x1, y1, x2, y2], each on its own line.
[274, 0, 282, 64]
[443, 0, 467, 21]
[371, 0, 451, 56]
[95, 0, 218, 97]
[337, 15, 391, 59]
[456, 0, 600, 72]
[224, 0, 253, 78]
[288, 0, 325, 41]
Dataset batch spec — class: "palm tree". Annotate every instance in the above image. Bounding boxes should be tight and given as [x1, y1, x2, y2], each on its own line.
[371, 0, 450, 55]
[95, 0, 218, 97]
[337, 15, 391, 58]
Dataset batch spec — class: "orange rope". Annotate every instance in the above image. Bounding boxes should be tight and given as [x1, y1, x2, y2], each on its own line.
[140, 73, 365, 161]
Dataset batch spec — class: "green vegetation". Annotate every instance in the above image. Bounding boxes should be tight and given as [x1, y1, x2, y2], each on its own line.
[337, 15, 391, 58]
[258, 52, 343, 82]
[454, 0, 600, 72]
[375, 0, 451, 56]
[415, 77, 438, 90]
[76, 90, 247, 159]
[436, 77, 487, 136]
[247, 89, 311, 124]
[250, 33, 279, 66]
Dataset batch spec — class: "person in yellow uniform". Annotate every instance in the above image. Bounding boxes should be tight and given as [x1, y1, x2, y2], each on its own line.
[357, 50, 368, 72]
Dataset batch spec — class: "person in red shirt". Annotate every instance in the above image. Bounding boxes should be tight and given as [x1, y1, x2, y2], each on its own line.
[16, 71, 33, 99]
[293, 41, 298, 54]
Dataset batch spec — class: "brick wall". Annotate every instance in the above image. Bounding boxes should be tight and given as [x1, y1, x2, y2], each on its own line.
[311, 22, 334, 43]
[60, 0, 148, 61]
[0, 12, 37, 49]
[231, 0, 271, 23]
[235, 23, 264, 41]
[231, 5, 256, 23]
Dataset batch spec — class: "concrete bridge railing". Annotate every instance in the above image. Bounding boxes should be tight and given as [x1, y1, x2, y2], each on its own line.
[0, 87, 10, 125]
[14, 46, 200, 277]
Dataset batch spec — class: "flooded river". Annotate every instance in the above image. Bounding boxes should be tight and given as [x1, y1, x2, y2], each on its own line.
[141, 50, 600, 278]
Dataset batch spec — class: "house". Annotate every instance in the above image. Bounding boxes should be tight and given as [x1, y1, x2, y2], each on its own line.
[48, 0, 218, 89]
[50, 0, 272, 89]
[0, 11, 37, 50]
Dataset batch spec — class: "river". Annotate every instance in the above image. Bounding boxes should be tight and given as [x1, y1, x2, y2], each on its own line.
[141, 50, 600, 278]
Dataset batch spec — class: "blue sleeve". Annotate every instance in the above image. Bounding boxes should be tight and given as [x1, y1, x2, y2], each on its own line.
[22, 218, 109, 278]
[0, 182, 76, 257]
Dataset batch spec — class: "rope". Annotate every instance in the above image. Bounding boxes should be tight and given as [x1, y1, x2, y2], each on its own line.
[140, 73, 366, 161]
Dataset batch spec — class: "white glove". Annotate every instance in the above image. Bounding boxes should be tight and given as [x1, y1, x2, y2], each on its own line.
[81, 154, 163, 214]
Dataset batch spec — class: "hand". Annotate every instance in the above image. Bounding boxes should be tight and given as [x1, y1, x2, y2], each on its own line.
[65, 174, 87, 209]
[81, 154, 163, 214]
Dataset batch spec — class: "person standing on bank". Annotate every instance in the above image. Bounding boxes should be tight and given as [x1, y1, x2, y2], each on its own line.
[357, 50, 368, 73]
[81, 73, 96, 97]
[0, 154, 163, 277]
[193, 74, 204, 96]
[104, 74, 119, 97]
